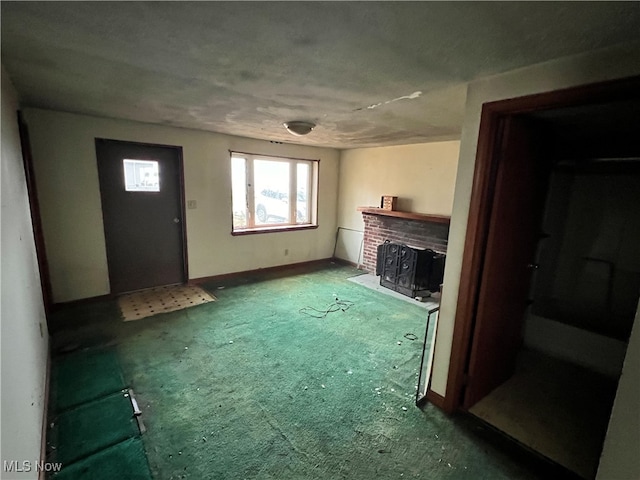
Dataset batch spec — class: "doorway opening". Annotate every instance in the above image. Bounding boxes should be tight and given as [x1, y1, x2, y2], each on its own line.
[446, 76, 640, 478]
[96, 139, 188, 294]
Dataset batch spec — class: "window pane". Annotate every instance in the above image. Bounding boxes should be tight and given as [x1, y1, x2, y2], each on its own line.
[123, 159, 159, 192]
[230, 152, 318, 233]
[231, 157, 248, 229]
[296, 163, 310, 223]
[254, 160, 290, 225]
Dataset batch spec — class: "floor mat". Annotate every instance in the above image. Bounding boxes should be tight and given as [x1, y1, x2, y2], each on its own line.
[51, 348, 126, 412]
[118, 284, 216, 321]
[48, 392, 140, 466]
[52, 437, 152, 480]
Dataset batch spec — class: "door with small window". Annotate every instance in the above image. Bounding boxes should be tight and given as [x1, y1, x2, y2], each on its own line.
[96, 139, 186, 294]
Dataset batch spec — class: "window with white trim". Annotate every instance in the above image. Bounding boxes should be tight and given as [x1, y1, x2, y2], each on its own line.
[231, 152, 318, 233]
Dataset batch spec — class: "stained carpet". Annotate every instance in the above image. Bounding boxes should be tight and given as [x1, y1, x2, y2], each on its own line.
[53, 437, 151, 480]
[50, 263, 545, 480]
[47, 348, 152, 479]
[48, 392, 139, 465]
[50, 348, 126, 411]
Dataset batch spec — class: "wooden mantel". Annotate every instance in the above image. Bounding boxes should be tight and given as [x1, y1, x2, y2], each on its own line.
[357, 207, 451, 225]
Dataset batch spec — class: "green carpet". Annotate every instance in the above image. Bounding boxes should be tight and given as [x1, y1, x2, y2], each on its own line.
[52, 438, 151, 480]
[48, 392, 139, 465]
[50, 263, 543, 479]
[50, 348, 125, 411]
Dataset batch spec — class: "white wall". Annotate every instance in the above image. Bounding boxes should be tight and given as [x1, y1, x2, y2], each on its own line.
[523, 169, 636, 378]
[23, 109, 340, 303]
[597, 302, 640, 480]
[523, 315, 627, 378]
[544, 173, 640, 327]
[1, 67, 50, 478]
[335, 141, 459, 264]
[431, 42, 640, 479]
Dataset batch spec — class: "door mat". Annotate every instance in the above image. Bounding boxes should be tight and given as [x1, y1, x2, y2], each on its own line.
[119, 284, 216, 321]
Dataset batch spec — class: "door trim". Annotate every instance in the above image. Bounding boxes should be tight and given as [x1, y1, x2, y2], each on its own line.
[443, 75, 640, 414]
[18, 111, 53, 317]
[95, 138, 189, 292]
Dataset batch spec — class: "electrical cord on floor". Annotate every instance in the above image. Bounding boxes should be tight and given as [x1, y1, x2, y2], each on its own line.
[299, 298, 355, 318]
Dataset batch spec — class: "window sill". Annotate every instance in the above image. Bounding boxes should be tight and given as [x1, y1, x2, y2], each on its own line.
[231, 224, 318, 236]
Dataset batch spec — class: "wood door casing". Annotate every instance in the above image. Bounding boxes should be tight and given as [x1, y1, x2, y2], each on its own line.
[443, 75, 640, 415]
[463, 116, 553, 408]
[17, 111, 53, 314]
[96, 139, 187, 294]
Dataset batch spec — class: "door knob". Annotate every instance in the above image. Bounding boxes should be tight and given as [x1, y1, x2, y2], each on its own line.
[173, 218, 180, 224]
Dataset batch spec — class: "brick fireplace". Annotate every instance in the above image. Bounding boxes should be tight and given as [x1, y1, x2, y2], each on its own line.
[358, 207, 450, 273]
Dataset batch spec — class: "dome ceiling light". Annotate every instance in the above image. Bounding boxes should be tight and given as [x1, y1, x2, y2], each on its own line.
[284, 121, 316, 136]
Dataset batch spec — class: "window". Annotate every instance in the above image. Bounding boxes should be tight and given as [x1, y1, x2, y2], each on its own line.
[231, 152, 318, 233]
[123, 159, 160, 192]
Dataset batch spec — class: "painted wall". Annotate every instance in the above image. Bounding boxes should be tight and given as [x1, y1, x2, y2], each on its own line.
[334, 141, 459, 264]
[523, 315, 627, 378]
[1, 66, 50, 478]
[23, 109, 340, 303]
[430, 42, 640, 478]
[523, 170, 637, 378]
[541, 172, 640, 335]
[597, 301, 640, 480]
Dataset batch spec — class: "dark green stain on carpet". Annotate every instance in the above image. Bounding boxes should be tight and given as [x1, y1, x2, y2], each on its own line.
[46, 347, 151, 479]
[51, 263, 543, 479]
[48, 392, 139, 465]
[52, 437, 151, 480]
[50, 348, 126, 412]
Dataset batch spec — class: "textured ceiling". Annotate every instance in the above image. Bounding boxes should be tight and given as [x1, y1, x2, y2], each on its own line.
[2, 2, 640, 149]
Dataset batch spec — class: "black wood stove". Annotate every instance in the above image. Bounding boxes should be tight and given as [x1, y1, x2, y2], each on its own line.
[376, 241, 445, 298]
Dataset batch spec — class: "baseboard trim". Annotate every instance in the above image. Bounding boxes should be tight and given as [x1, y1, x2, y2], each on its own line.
[51, 258, 352, 307]
[189, 258, 339, 285]
[38, 339, 51, 480]
[52, 293, 113, 311]
[426, 388, 446, 409]
[331, 257, 361, 268]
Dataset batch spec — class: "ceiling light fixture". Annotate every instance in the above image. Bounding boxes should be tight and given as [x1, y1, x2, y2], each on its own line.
[284, 121, 316, 136]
